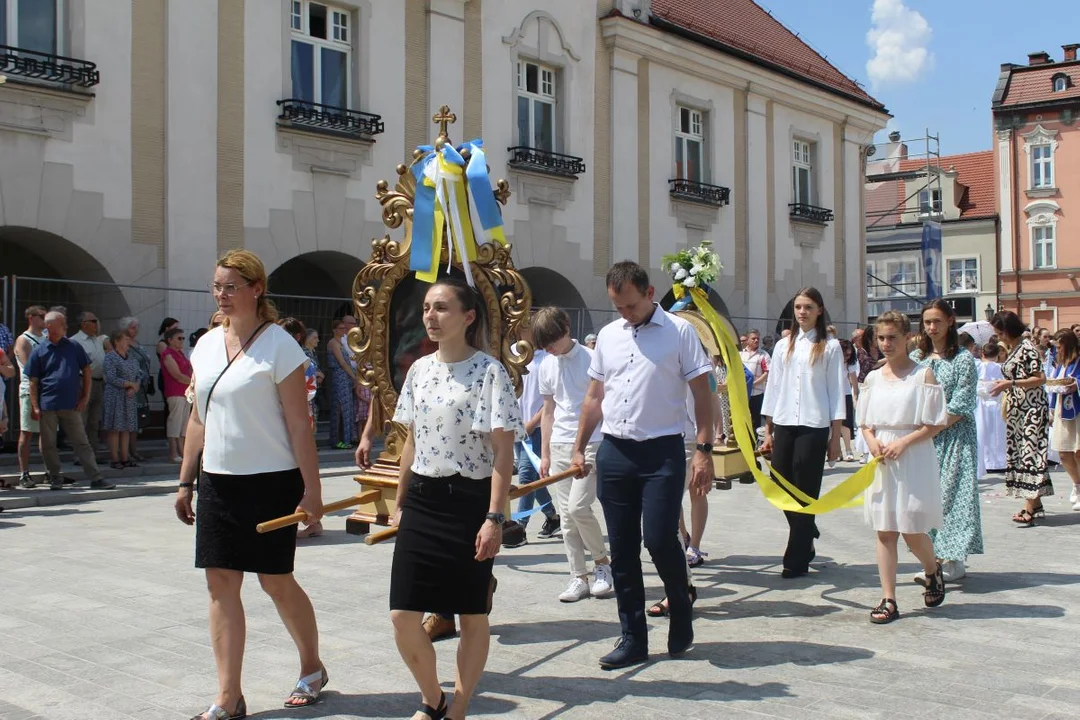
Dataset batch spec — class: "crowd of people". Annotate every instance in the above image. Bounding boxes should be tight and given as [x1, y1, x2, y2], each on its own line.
[5, 246, 1079, 719]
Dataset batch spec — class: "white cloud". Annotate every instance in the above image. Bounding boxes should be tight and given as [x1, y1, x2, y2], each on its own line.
[865, 0, 934, 88]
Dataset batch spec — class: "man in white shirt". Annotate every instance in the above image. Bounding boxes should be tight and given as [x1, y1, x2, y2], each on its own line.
[572, 261, 715, 670]
[71, 310, 111, 452]
[739, 329, 771, 430]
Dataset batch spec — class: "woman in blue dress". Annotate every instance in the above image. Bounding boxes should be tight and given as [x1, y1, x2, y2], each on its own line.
[910, 299, 982, 582]
[102, 329, 142, 469]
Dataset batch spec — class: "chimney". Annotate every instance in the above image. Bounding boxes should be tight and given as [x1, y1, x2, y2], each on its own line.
[1028, 51, 1052, 66]
[1065, 44, 1080, 62]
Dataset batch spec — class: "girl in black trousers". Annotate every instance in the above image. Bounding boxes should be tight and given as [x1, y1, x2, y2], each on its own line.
[760, 288, 846, 578]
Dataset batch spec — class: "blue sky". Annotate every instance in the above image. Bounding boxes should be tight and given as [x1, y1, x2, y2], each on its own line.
[761, 0, 1080, 156]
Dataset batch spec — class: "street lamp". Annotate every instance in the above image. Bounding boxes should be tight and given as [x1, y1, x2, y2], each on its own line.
[984, 303, 994, 322]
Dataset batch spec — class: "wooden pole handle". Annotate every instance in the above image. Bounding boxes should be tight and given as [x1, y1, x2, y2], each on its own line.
[364, 526, 399, 545]
[362, 465, 590, 546]
[256, 489, 382, 533]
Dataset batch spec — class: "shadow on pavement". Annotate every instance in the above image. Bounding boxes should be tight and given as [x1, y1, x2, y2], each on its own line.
[243, 690, 518, 719]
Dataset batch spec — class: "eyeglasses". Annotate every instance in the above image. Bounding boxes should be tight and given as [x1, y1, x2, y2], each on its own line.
[85, 319, 99, 324]
[208, 281, 252, 296]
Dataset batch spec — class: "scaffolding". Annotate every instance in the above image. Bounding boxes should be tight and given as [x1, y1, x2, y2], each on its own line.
[865, 129, 944, 229]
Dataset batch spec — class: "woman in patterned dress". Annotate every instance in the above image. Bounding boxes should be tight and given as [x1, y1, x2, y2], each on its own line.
[102, 329, 142, 469]
[326, 318, 357, 449]
[988, 311, 1053, 525]
[389, 277, 522, 720]
[910, 300, 981, 582]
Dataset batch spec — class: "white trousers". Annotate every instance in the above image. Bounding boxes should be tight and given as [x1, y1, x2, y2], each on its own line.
[550, 442, 608, 578]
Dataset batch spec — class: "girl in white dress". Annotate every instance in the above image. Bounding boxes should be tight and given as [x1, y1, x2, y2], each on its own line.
[857, 311, 948, 624]
[976, 343, 1007, 478]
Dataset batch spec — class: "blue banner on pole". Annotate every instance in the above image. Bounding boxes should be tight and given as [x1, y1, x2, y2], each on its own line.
[921, 220, 943, 300]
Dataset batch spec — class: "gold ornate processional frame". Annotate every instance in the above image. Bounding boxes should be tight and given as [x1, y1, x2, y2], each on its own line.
[343, 106, 534, 535]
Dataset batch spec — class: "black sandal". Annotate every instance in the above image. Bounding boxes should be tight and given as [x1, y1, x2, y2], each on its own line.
[1012, 504, 1042, 525]
[923, 562, 946, 608]
[646, 585, 698, 618]
[869, 598, 899, 624]
[190, 696, 246, 720]
[418, 691, 447, 720]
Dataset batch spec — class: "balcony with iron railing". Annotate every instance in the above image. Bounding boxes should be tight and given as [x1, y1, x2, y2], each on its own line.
[506, 146, 586, 177]
[276, 99, 385, 140]
[668, 178, 731, 206]
[789, 203, 834, 223]
[0, 44, 100, 89]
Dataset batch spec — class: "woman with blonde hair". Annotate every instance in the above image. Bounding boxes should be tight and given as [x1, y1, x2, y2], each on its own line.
[175, 249, 327, 719]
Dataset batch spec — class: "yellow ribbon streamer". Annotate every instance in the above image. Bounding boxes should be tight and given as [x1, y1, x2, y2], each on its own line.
[679, 284, 880, 514]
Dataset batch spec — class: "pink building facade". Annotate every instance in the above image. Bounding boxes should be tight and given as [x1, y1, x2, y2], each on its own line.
[995, 45, 1080, 329]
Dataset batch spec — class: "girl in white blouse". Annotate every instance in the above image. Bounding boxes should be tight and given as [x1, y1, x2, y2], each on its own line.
[857, 311, 948, 623]
[760, 287, 846, 579]
[389, 277, 523, 720]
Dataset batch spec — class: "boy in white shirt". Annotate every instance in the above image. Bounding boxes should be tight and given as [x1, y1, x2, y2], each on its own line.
[534, 308, 614, 602]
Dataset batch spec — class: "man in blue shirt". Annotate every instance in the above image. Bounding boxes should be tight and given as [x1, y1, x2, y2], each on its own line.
[26, 311, 113, 491]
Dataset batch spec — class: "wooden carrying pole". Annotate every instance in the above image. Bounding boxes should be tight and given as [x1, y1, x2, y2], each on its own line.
[256, 489, 382, 534]
[363, 465, 591, 546]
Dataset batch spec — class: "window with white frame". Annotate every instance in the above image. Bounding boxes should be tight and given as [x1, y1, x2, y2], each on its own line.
[516, 60, 556, 152]
[792, 139, 814, 205]
[886, 259, 919, 297]
[0, 0, 61, 54]
[675, 106, 703, 183]
[947, 258, 979, 293]
[290, 1, 351, 108]
[1031, 144, 1054, 188]
[1033, 225, 1055, 269]
[918, 188, 942, 215]
[1053, 75, 1069, 92]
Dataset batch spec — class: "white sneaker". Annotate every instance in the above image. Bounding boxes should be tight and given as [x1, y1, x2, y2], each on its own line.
[941, 559, 966, 582]
[1071, 485, 1079, 504]
[1073, 500, 1080, 512]
[590, 564, 615, 598]
[559, 577, 590, 603]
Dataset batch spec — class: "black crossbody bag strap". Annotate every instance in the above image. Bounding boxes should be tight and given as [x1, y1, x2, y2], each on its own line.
[202, 321, 271, 419]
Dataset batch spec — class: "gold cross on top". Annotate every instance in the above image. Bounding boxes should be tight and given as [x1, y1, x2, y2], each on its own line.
[433, 105, 457, 137]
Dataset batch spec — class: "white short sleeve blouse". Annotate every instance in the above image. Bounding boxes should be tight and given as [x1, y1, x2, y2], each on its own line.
[394, 351, 524, 479]
[190, 324, 308, 475]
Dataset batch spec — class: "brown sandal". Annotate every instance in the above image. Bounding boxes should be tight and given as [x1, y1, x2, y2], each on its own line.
[922, 563, 946, 608]
[869, 598, 899, 624]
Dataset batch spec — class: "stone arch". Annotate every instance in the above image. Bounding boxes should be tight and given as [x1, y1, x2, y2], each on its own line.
[0, 226, 132, 330]
[266, 251, 366, 342]
[502, 10, 581, 61]
[520, 266, 595, 338]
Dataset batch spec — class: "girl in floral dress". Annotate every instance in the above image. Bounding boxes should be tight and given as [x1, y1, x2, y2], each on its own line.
[910, 299, 981, 582]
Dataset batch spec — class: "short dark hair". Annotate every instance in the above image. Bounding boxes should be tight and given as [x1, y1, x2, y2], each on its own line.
[157, 317, 179, 336]
[990, 311, 1027, 340]
[278, 316, 306, 340]
[958, 332, 974, 348]
[605, 261, 650, 294]
[982, 342, 1000, 359]
[164, 327, 185, 343]
[532, 307, 571, 349]
[747, 328, 760, 337]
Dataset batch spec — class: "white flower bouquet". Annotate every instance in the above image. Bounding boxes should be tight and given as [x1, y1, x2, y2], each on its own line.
[661, 241, 722, 289]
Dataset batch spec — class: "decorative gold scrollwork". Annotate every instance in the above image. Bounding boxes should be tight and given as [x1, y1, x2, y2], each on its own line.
[349, 106, 533, 463]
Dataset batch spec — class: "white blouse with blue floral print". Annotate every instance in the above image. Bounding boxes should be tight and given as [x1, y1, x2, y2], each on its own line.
[393, 351, 525, 479]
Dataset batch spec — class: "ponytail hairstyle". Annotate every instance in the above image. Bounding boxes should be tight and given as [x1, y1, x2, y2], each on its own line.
[215, 249, 279, 326]
[430, 276, 489, 354]
[786, 287, 829, 366]
[915, 298, 959, 360]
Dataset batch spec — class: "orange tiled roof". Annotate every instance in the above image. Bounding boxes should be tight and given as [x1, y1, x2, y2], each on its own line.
[999, 62, 1080, 107]
[648, 0, 886, 112]
[892, 150, 996, 220]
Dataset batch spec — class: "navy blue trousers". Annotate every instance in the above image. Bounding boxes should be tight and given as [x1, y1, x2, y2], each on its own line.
[596, 433, 689, 645]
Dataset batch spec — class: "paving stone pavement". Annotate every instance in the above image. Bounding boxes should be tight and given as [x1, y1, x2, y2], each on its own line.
[1, 463, 1079, 719]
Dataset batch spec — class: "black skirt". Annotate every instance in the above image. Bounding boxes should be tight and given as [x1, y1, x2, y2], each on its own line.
[844, 394, 856, 434]
[390, 473, 494, 615]
[195, 468, 305, 575]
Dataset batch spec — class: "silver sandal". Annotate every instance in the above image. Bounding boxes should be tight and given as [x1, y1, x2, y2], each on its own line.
[191, 696, 246, 720]
[284, 667, 329, 708]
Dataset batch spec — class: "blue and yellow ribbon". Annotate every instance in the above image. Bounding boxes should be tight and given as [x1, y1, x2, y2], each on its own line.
[676, 284, 880, 514]
[409, 139, 508, 285]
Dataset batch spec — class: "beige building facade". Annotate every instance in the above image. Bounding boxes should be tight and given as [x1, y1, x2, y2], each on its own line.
[0, 0, 888, 340]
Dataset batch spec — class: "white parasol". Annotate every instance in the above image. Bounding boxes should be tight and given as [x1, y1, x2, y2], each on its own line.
[958, 320, 995, 346]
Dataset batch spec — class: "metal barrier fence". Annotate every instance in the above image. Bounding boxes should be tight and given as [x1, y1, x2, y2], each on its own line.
[1, 275, 867, 442]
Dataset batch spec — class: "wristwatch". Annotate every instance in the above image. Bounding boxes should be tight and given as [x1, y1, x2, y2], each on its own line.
[695, 442, 714, 454]
[485, 512, 506, 524]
